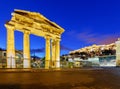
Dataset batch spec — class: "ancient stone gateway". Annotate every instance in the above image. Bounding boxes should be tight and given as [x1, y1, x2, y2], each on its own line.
[5, 9, 64, 69]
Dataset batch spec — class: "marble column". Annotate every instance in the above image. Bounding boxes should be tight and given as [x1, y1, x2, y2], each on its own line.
[23, 31, 31, 68]
[116, 38, 120, 66]
[45, 36, 51, 69]
[55, 39, 60, 68]
[51, 39, 56, 68]
[5, 25, 16, 68]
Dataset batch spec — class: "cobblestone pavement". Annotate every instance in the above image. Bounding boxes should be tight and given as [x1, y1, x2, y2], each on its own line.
[0, 68, 120, 89]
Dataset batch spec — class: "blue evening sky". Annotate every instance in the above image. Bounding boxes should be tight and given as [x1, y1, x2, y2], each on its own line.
[0, 0, 120, 57]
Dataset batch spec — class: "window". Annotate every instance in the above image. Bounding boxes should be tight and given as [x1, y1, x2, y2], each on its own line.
[3, 53, 6, 57]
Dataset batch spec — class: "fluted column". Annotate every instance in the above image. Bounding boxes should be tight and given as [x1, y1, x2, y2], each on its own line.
[55, 39, 60, 68]
[5, 25, 16, 68]
[23, 31, 31, 68]
[45, 36, 51, 69]
[51, 39, 56, 68]
[116, 38, 120, 66]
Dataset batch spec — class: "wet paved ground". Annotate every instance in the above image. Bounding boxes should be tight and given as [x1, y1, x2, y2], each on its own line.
[0, 68, 120, 89]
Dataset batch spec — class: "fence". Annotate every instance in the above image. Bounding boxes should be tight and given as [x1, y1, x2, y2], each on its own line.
[0, 57, 77, 68]
[1, 57, 105, 68]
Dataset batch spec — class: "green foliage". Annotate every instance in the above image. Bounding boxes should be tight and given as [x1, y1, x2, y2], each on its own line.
[68, 62, 74, 68]
[42, 57, 45, 60]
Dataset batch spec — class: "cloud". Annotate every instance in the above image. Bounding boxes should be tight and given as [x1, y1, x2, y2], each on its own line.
[77, 32, 98, 43]
[30, 48, 45, 53]
[60, 45, 73, 51]
[29, 45, 73, 53]
[97, 34, 119, 45]
[76, 31, 120, 45]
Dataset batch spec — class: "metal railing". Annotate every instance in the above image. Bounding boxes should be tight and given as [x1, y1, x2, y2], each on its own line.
[0, 57, 92, 68]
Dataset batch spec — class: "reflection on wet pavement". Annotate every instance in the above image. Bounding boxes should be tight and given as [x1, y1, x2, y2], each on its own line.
[0, 68, 120, 89]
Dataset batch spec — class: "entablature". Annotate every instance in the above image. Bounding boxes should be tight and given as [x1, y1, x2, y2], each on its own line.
[11, 12, 63, 35]
[5, 9, 64, 39]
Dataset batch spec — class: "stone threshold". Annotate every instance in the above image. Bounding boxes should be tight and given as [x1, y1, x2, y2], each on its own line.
[0, 68, 103, 73]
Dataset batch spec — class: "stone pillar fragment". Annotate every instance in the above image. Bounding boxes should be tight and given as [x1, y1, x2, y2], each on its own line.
[55, 39, 60, 68]
[45, 36, 51, 69]
[116, 38, 120, 66]
[23, 31, 31, 68]
[5, 25, 16, 68]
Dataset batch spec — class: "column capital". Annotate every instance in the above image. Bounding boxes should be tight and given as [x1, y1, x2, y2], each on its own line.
[44, 35, 51, 40]
[51, 39, 56, 46]
[24, 30, 30, 34]
[55, 38, 61, 42]
[5, 24, 15, 30]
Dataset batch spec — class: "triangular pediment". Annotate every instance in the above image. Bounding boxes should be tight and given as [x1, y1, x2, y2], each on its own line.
[13, 9, 64, 30]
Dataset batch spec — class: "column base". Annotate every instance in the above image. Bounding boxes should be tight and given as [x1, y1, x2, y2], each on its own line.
[45, 67, 49, 69]
[56, 61, 60, 68]
[54, 67, 61, 70]
[7, 57, 16, 68]
[23, 59, 31, 68]
[51, 61, 56, 68]
[45, 60, 50, 69]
